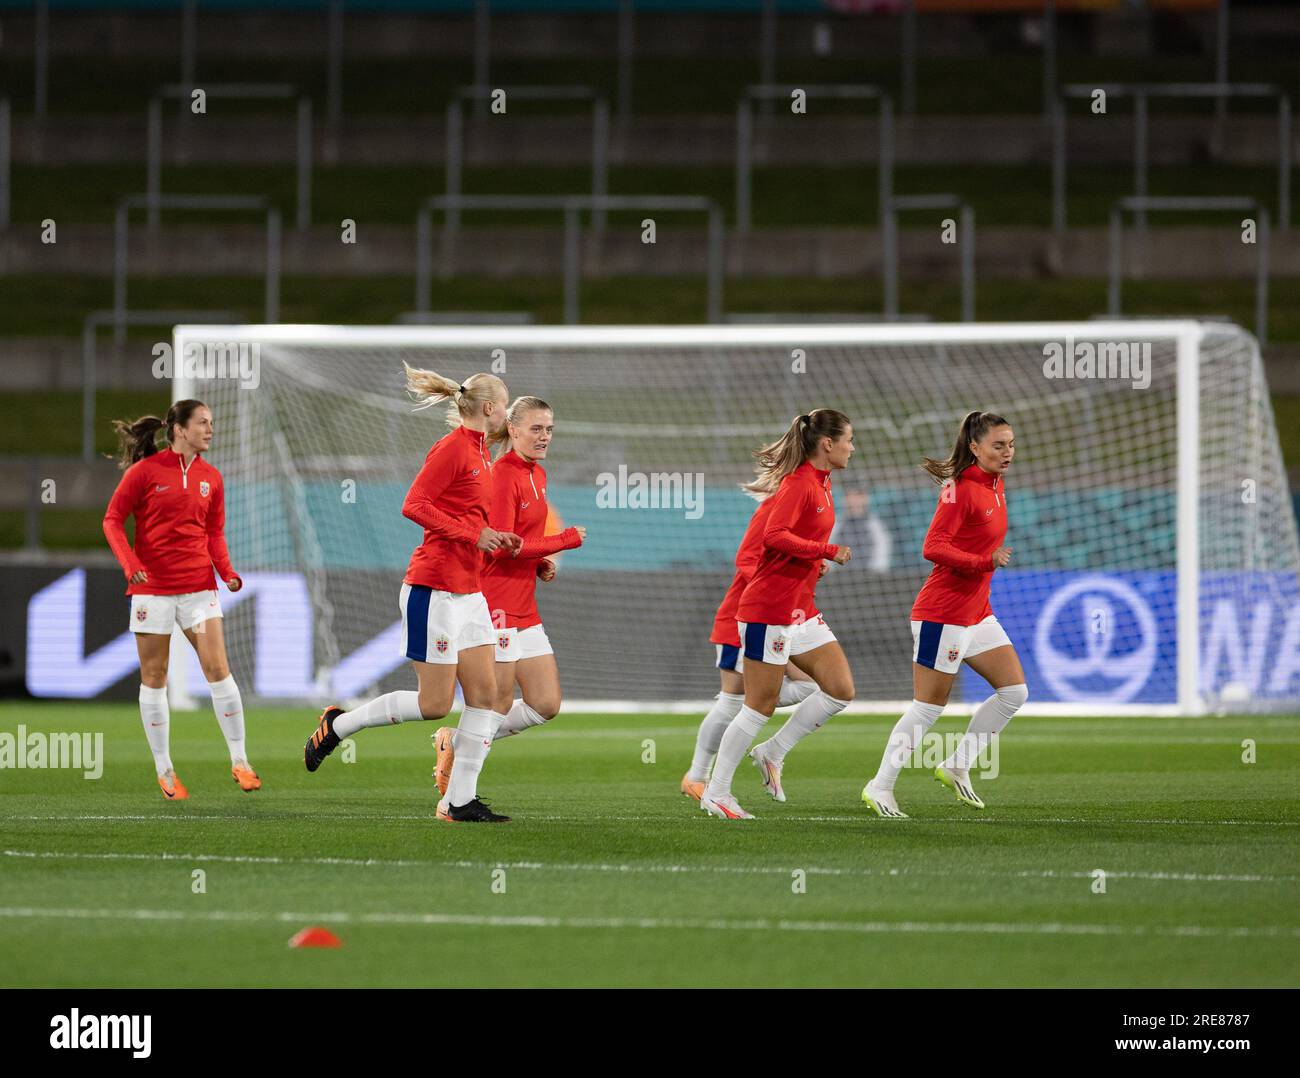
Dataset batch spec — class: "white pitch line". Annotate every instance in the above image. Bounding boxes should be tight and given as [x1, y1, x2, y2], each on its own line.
[3, 848, 1293, 885]
[0, 905, 1295, 940]
[3, 813, 1299, 827]
[530, 731, 1300, 745]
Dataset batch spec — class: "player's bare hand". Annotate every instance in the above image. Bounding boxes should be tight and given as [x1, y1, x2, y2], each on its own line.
[537, 558, 557, 582]
[226, 576, 242, 593]
[477, 527, 511, 552]
[129, 570, 148, 585]
[832, 546, 852, 565]
[573, 525, 587, 543]
[500, 531, 524, 554]
[991, 546, 1013, 569]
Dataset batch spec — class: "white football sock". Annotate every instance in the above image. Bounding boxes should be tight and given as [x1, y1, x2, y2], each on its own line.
[943, 683, 1028, 773]
[139, 683, 173, 776]
[687, 691, 744, 781]
[334, 690, 424, 739]
[776, 677, 819, 708]
[446, 706, 502, 806]
[872, 699, 945, 792]
[764, 691, 849, 763]
[206, 674, 247, 765]
[495, 699, 549, 739]
[704, 705, 771, 799]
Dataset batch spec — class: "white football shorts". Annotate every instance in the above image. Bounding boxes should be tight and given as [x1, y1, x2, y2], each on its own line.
[129, 590, 222, 634]
[911, 614, 1012, 674]
[399, 584, 496, 665]
[737, 613, 838, 667]
[494, 624, 554, 663]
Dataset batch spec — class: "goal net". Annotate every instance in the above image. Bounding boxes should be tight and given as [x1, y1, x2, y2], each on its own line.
[171, 322, 1300, 715]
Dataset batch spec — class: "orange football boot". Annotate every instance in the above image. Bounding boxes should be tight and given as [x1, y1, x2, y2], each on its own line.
[231, 762, 262, 792]
[158, 770, 189, 800]
[432, 726, 455, 796]
[680, 773, 707, 802]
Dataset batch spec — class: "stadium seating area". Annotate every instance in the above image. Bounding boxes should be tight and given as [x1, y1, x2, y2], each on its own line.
[0, 0, 1297, 549]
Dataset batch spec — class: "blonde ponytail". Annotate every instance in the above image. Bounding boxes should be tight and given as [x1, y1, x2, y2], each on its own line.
[402, 363, 507, 429]
[742, 409, 851, 496]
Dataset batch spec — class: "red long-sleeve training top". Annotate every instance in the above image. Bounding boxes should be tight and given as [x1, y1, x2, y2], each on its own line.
[481, 449, 582, 629]
[403, 425, 495, 594]
[102, 449, 237, 596]
[709, 496, 776, 646]
[736, 461, 839, 626]
[910, 463, 1008, 627]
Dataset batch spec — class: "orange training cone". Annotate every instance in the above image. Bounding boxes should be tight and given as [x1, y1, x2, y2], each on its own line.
[288, 926, 342, 949]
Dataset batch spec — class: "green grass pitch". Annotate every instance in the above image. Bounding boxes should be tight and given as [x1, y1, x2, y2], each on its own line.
[1, 702, 1297, 988]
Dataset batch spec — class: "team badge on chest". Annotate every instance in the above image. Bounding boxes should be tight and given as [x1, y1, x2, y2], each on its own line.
[199, 480, 210, 497]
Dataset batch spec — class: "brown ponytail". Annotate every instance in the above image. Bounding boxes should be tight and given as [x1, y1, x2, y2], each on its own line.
[921, 410, 1010, 484]
[110, 398, 208, 470]
[743, 408, 852, 496]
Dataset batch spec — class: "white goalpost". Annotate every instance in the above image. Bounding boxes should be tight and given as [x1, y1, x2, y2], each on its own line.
[171, 321, 1300, 717]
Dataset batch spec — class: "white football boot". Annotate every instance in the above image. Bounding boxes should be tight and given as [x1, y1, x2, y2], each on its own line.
[700, 790, 755, 820]
[749, 741, 786, 802]
[861, 779, 909, 819]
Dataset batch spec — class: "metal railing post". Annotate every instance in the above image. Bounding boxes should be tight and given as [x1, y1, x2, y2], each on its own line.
[563, 202, 581, 325]
[736, 99, 752, 233]
[297, 97, 313, 229]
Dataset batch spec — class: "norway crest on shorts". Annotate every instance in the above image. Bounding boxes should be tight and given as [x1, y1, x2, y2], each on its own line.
[497, 632, 511, 650]
[435, 635, 450, 654]
[199, 480, 210, 497]
[772, 636, 787, 656]
[947, 646, 960, 663]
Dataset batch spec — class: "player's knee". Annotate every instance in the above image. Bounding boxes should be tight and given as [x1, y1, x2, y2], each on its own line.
[998, 682, 1028, 710]
[529, 695, 561, 721]
[460, 687, 496, 710]
[139, 660, 168, 686]
[201, 661, 229, 683]
[823, 675, 854, 701]
[418, 690, 454, 720]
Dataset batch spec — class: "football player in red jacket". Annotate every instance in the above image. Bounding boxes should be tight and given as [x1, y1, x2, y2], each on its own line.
[681, 486, 822, 806]
[700, 410, 857, 821]
[103, 400, 256, 800]
[430, 396, 586, 788]
[862, 411, 1028, 819]
[303, 365, 522, 824]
